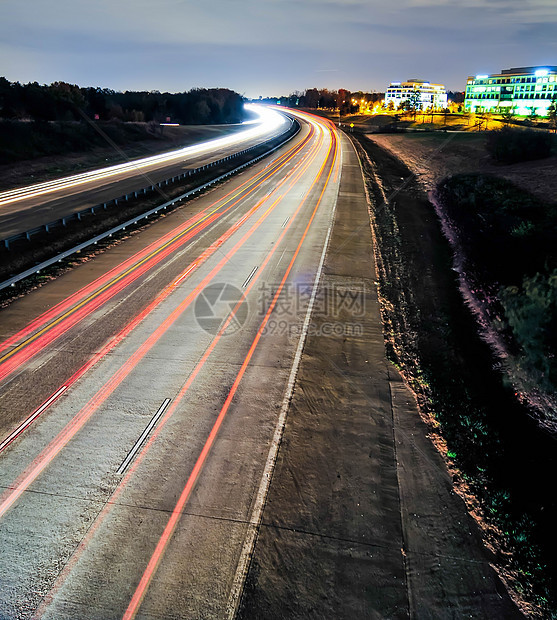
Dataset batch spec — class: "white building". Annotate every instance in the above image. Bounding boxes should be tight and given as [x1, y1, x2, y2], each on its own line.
[384, 79, 448, 111]
[464, 66, 557, 116]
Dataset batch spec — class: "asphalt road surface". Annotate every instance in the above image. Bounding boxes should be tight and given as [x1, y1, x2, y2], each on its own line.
[0, 105, 289, 240]
[237, 132, 523, 619]
[0, 111, 522, 618]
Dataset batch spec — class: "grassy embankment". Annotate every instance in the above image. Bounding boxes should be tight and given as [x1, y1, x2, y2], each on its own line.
[350, 128, 557, 616]
[0, 120, 244, 190]
[308, 106, 557, 133]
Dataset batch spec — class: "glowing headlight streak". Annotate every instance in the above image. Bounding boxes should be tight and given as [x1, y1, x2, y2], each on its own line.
[0, 123, 312, 387]
[0, 126, 316, 459]
[0, 105, 287, 209]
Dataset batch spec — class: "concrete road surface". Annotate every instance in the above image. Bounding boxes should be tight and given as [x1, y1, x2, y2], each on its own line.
[0, 113, 521, 618]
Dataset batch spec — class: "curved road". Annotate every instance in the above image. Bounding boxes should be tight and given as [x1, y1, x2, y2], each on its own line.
[0, 109, 522, 619]
[0, 105, 290, 240]
[0, 109, 340, 618]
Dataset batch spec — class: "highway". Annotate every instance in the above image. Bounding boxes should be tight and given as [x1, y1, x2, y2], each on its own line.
[0, 109, 341, 618]
[0, 107, 522, 619]
[0, 105, 290, 240]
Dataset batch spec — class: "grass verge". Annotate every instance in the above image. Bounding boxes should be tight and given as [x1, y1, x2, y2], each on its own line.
[350, 131, 557, 617]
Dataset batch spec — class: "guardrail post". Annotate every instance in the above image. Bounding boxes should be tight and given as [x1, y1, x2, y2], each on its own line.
[4, 239, 9, 250]
[45, 224, 50, 233]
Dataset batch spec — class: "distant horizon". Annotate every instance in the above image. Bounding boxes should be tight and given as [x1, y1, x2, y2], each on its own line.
[0, 73, 473, 99]
[4, 63, 556, 99]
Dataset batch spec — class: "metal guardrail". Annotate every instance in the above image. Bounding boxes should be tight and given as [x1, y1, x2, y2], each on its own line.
[2, 117, 296, 250]
[0, 118, 300, 292]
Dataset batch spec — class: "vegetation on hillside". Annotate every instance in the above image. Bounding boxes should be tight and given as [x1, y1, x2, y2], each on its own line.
[486, 127, 554, 163]
[437, 174, 557, 399]
[501, 271, 557, 392]
[0, 120, 162, 165]
[353, 134, 557, 614]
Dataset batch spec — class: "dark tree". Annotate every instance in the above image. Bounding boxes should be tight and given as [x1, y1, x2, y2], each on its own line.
[0, 78, 245, 125]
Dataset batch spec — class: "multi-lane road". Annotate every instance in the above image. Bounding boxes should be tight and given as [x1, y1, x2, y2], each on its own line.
[0, 108, 340, 618]
[0, 106, 523, 619]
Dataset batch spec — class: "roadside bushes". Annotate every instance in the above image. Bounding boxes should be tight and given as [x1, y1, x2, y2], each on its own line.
[486, 127, 554, 163]
[500, 271, 557, 392]
[437, 173, 557, 397]
[436, 174, 557, 284]
[356, 135, 557, 612]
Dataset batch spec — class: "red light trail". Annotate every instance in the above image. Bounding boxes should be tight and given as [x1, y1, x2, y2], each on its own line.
[34, 112, 336, 619]
[123, 114, 338, 619]
[0, 116, 326, 519]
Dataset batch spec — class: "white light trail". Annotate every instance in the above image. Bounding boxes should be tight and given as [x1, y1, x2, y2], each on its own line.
[0, 105, 287, 208]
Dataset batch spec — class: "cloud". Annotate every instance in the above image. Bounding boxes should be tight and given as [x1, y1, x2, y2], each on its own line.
[1, 0, 555, 95]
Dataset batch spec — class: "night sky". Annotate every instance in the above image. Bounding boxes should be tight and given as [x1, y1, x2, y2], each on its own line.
[1, 0, 556, 97]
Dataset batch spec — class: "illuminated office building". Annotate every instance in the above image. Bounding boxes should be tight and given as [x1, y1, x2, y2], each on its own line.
[385, 80, 448, 110]
[465, 66, 557, 116]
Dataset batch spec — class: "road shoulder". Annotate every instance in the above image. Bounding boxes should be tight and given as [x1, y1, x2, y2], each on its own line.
[237, 132, 522, 618]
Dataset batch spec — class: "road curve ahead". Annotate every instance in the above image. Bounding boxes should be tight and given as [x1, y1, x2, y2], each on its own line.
[0, 109, 340, 618]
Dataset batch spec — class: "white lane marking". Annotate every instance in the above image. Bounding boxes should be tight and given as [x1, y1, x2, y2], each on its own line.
[275, 247, 287, 269]
[242, 266, 258, 289]
[226, 214, 338, 620]
[0, 386, 68, 454]
[173, 263, 198, 287]
[281, 216, 290, 228]
[226, 129, 342, 619]
[117, 399, 171, 475]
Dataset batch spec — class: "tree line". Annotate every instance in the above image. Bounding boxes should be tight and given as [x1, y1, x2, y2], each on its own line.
[256, 88, 464, 114]
[0, 78, 245, 125]
[257, 88, 383, 114]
